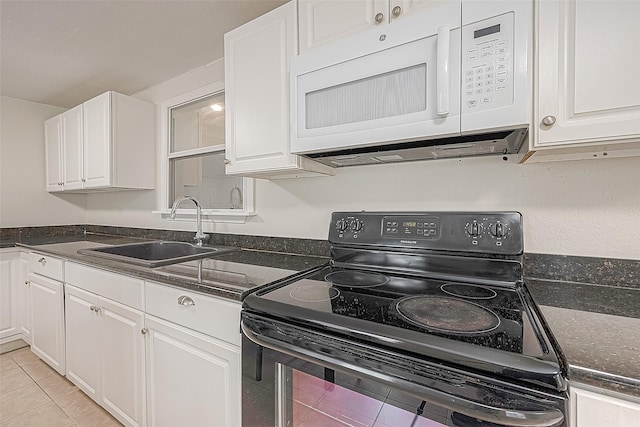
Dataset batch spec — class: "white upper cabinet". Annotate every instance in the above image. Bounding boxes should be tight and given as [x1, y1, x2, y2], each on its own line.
[83, 93, 112, 189]
[62, 105, 84, 190]
[527, 0, 640, 162]
[45, 105, 85, 191]
[44, 91, 155, 192]
[44, 115, 63, 192]
[224, 1, 335, 179]
[298, 0, 433, 52]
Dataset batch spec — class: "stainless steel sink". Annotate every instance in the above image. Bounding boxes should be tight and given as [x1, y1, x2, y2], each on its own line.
[78, 241, 238, 268]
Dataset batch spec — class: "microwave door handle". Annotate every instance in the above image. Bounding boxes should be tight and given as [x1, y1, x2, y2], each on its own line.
[436, 25, 450, 116]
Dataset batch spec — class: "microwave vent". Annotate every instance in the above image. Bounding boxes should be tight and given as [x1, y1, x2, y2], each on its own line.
[304, 129, 527, 167]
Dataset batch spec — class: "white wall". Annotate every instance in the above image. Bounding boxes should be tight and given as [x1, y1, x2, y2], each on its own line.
[0, 96, 86, 227]
[8, 60, 638, 260]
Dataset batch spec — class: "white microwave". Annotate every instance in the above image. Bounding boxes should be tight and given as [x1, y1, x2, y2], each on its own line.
[290, 0, 532, 166]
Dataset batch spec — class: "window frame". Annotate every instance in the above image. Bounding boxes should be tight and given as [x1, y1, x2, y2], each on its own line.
[156, 81, 255, 223]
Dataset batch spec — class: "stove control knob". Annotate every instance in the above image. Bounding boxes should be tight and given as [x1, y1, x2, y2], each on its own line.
[465, 221, 482, 237]
[489, 222, 508, 238]
[336, 219, 348, 232]
[351, 219, 364, 232]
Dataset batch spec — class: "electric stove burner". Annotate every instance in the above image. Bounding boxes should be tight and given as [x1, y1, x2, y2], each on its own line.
[290, 284, 340, 302]
[325, 271, 390, 288]
[440, 283, 498, 300]
[396, 296, 501, 334]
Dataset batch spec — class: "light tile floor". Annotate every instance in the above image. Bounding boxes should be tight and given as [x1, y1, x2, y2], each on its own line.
[0, 347, 122, 426]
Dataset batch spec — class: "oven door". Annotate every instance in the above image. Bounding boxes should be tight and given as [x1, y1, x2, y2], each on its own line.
[241, 312, 567, 427]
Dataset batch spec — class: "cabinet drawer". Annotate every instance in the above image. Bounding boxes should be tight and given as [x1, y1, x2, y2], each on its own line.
[28, 252, 64, 281]
[145, 281, 241, 346]
[65, 262, 144, 310]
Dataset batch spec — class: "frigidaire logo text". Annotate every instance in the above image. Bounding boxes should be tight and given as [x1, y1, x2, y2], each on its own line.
[400, 240, 417, 244]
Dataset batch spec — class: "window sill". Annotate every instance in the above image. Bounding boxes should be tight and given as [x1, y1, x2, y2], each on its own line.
[153, 209, 256, 224]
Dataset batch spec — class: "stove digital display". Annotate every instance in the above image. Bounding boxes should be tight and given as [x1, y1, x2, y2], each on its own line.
[382, 216, 440, 239]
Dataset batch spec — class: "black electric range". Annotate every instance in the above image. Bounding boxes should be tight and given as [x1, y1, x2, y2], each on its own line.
[242, 212, 568, 427]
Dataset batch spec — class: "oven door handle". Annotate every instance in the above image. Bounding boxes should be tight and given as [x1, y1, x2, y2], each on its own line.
[241, 320, 564, 427]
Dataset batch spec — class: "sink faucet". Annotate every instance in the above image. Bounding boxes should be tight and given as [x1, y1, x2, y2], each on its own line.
[170, 195, 210, 246]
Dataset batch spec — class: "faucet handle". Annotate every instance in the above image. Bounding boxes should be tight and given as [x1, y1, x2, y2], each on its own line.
[194, 232, 210, 246]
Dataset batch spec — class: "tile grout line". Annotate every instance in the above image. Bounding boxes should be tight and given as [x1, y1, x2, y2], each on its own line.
[4, 350, 76, 426]
[0, 364, 51, 424]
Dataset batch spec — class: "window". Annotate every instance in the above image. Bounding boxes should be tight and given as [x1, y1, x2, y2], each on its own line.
[159, 82, 254, 222]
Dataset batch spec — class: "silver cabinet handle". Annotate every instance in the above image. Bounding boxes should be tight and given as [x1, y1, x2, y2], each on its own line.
[90, 305, 101, 313]
[374, 12, 384, 23]
[177, 295, 195, 306]
[38, 257, 46, 266]
[541, 115, 556, 127]
[392, 6, 402, 17]
[81, 178, 86, 183]
[141, 328, 148, 335]
[24, 280, 30, 286]
[224, 159, 230, 165]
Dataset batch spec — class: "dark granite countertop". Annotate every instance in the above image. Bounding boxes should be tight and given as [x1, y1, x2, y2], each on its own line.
[527, 278, 640, 398]
[6, 232, 640, 399]
[14, 234, 329, 302]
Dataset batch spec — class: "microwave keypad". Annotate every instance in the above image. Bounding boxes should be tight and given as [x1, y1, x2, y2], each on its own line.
[462, 14, 514, 112]
[465, 41, 509, 107]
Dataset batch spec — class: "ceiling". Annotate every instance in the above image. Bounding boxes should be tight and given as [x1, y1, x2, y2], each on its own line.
[0, 0, 287, 108]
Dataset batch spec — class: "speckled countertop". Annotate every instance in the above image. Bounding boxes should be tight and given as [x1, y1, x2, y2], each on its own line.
[13, 234, 329, 301]
[5, 232, 640, 399]
[527, 278, 640, 398]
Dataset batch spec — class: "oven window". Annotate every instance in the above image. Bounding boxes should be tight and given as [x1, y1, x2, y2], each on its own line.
[278, 364, 448, 427]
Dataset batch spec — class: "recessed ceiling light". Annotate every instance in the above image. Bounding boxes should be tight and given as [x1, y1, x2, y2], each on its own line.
[210, 104, 223, 111]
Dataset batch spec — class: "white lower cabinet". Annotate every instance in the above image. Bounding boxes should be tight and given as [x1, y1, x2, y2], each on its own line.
[145, 315, 241, 427]
[100, 297, 145, 427]
[571, 385, 640, 427]
[144, 281, 241, 426]
[64, 264, 242, 427]
[0, 250, 31, 348]
[0, 250, 20, 343]
[64, 261, 146, 427]
[29, 272, 65, 375]
[65, 285, 100, 400]
[17, 252, 31, 342]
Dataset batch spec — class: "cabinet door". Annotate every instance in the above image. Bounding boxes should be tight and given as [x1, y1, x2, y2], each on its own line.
[224, 2, 301, 175]
[0, 251, 19, 341]
[145, 315, 241, 427]
[100, 297, 145, 427]
[298, 0, 386, 53]
[29, 273, 65, 375]
[389, 0, 432, 23]
[535, 0, 640, 148]
[65, 285, 100, 400]
[571, 386, 640, 427]
[44, 115, 63, 192]
[17, 253, 31, 342]
[83, 92, 112, 188]
[61, 105, 84, 190]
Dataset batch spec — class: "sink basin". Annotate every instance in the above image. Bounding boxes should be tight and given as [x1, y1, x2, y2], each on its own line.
[78, 241, 238, 268]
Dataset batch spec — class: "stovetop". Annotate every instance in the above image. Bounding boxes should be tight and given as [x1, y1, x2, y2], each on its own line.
[243, 211, 566, 390]
[258, 265, 530, 354]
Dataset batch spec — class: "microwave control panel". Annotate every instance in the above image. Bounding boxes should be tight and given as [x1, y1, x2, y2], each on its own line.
[462, 12, 514, 113]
